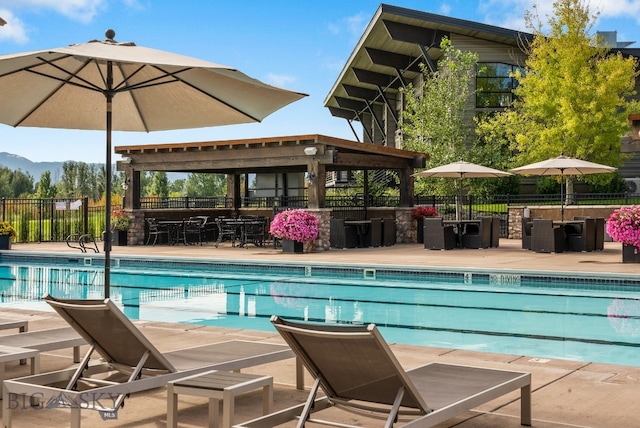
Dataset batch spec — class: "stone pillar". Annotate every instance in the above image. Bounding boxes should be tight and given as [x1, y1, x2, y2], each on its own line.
[128, 210, 146, 245]
[508, 206, 526, 239]
[307, 208, 331, 252]
[395, 207, 414, 244]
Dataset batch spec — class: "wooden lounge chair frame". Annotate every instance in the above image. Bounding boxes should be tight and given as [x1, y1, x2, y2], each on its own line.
[237, 316, 531, 428]
[3, 295, 298, 428]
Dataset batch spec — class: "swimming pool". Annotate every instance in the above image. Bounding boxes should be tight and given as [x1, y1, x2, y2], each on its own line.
[1, 252, 639, 367]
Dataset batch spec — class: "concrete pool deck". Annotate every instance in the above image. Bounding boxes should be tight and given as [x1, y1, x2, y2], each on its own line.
[1, 239, 639, 427]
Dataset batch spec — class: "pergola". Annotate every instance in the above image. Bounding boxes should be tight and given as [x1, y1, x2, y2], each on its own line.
[115, 134, 426, 211]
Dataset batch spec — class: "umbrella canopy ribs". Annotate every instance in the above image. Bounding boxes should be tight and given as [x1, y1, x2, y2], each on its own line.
[0, 30, 306, 297]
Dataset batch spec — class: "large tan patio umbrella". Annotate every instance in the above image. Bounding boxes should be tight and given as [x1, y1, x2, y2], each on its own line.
[510, 155, 616, 221]
[0, 30, 306, 297]
[414, 160, 511, 220]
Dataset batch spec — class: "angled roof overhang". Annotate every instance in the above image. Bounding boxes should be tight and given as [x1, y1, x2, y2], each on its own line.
[115, 134, 427, 174]
[324, 3, 533, 122]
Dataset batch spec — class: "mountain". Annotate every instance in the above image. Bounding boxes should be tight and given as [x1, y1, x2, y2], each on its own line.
[0, 152, 186, 182]
[0, 152, 69, 181]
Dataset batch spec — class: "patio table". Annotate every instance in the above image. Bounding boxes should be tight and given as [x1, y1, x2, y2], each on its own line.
[345, 220, 371, 248]
[157, 220, 185, 245]
[443, 219, 481, 248]
[0, 345, 39, 387]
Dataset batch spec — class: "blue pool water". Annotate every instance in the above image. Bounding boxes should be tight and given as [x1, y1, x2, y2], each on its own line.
[0, 253, 639, 367]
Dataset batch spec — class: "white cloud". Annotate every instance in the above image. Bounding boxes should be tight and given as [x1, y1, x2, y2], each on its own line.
[265, 73, 297, 89]
[0, 9, 28, 44]
[478, 0, 554, 31]
[0, 0, 105, 23]
[439, 4, 452, 16]
[478, 0, 640, 30]
[327, 12, 368, 38]
[595, 0, 640, 17]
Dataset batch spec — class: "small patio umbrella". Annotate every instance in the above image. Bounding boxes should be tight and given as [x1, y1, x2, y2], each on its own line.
[510, 155, 616, 221]
[0, 30, 306, 297]
[414, 160, 511, 220]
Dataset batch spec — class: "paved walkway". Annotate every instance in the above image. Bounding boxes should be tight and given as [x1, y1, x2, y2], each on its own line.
[11, 237, 640, 276]
[1, 239, 639, 427]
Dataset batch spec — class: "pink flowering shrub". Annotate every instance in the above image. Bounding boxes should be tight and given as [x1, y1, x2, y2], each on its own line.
[269, 209, 319, 242]
[411, 206, 439, 220]
[606, 206, 640, 249]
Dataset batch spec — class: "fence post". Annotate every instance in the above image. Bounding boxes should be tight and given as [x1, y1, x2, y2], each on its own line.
[83, 197, 89, 235]
[1, 198, 4, 222]
[38, 199, 43, 242]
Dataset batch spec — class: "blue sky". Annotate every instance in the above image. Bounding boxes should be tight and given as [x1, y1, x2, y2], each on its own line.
[1, 0, 640, 164]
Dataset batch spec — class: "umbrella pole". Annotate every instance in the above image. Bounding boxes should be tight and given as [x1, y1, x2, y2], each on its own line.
[103, 62, 113, 298]
[456, 177, 462, 221]
[560, 173, 564, 222]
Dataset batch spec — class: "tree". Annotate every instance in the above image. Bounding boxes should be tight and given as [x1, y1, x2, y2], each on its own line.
[58, 161, 78, 197]
[400, 38, 478, 195]
[477, 0, 640, 194]
[35, 171, 57, 198]
[148, 171, 169, 197]
[184, 173, 226, 197]
[169, 178, 186, 196]
[0, 167, 34, 197]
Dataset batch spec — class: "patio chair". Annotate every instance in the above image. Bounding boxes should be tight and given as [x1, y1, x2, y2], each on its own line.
[195, 215, 217, 243]
[531, 219, 566, 253]
[2, 295, 297, 428]
[521, 217, 534, 250]
[145, 217, 169, 246]
[594, 217, 605, 250]
[566, 217, 596, 252]
[215, 217, 240, 247]
[370, 217, 383, 247]
[183, 217, 204, 245]
[423, 217, 456, 250]
[329, 218, 358, 249]
[382, 217, 396, 246]
[461, 217, 492, 249]
[489, 216, 501, 247]
[241, 217, 267, 248]
[237, 316, 532, 428]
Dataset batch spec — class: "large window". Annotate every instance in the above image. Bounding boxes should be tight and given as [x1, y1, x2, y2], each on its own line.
[476, 63, 524, 108]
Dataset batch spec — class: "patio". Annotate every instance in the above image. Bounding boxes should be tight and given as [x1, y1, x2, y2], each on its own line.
[1, 240, 639, 427]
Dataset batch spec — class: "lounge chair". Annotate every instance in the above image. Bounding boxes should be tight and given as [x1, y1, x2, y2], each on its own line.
[237, 316, 531, 428]
[2, 295, 298, 428]
[0, 327, 85, 385]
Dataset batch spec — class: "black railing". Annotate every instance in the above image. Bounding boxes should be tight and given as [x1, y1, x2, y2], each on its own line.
[0, 197, 104, 243]
[3, 192, 639, 243]
[140, 196, 229, 209]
